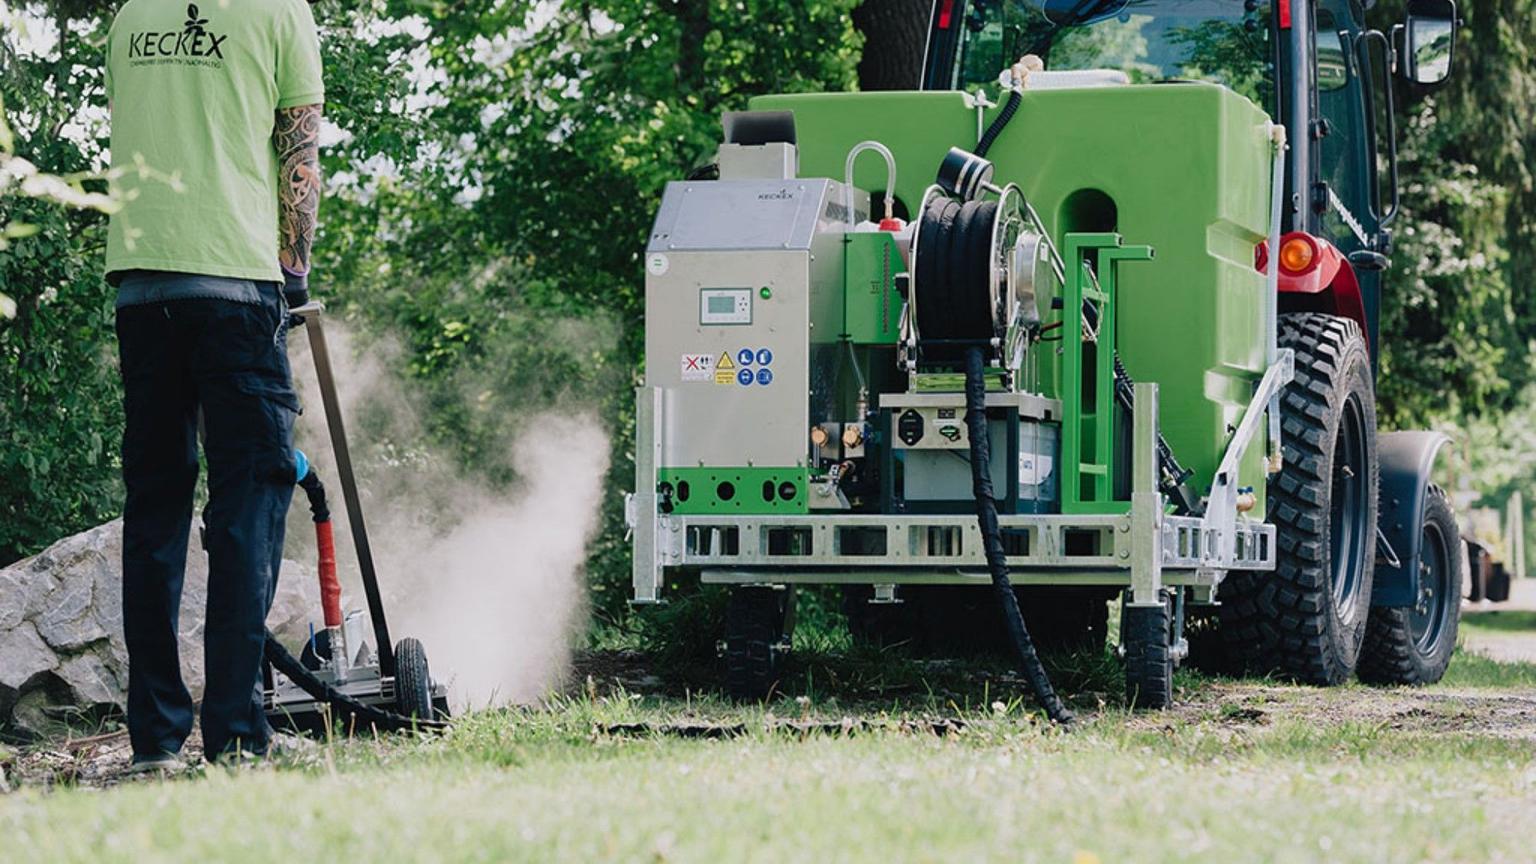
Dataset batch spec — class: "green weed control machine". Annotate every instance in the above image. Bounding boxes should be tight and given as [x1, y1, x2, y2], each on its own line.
[628, 0, 1466, 712]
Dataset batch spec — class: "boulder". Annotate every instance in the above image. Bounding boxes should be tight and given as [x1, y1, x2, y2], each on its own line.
[0, 519, 320, 739]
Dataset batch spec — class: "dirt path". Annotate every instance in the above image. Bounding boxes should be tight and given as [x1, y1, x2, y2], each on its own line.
[1146, 681, 1536, 741]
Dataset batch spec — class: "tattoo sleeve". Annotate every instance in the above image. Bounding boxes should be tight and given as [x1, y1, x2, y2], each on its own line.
[274, 104, 322, 276]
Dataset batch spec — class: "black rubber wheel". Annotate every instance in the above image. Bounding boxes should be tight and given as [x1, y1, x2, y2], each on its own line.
[723, 587, 794, 701]
[842, 586, 919, 649]
[1219, 313, 1378, 685]
[1359, 485, 1462, 685]
[393, 637, 435, 720]
[1123, 591, 1174, 709]
[300, 629, 333, 671]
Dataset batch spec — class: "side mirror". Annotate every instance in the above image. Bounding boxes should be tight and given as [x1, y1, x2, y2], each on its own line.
[1398, 0, 1458, 87]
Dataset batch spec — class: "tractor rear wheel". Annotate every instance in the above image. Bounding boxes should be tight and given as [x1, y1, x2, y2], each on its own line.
[723, 586, 795, 701]
[1219, 312, 1378, 685]
[1358, 485, 1462, 685]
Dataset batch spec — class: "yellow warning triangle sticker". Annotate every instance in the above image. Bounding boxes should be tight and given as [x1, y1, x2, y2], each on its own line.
[717, 352, 736, 370]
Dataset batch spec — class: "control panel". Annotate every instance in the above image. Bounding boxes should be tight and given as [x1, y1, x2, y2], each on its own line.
[699, 288, 753, 326]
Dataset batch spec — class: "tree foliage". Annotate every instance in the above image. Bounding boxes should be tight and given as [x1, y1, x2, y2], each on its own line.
[3, 0, 1535, 581]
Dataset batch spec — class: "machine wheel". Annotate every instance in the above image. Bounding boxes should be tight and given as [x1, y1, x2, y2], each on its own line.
[1358, 485, 1462, 685]
[393, 637, 435, 720]
[1220, 313, 1378, 685]
[842, 586, 919, 649]
[300, 629, 333, 671]
[1122, 591, 1174, 709]
[723, 587, 794, 701]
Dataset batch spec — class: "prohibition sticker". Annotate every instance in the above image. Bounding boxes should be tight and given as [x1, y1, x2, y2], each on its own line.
[680, 353, 714, 382]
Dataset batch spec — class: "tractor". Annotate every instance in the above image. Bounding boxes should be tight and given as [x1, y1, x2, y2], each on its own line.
[627, 0, 1465, 708]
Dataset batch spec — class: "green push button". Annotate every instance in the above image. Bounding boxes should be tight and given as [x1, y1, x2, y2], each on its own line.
[760, 286, 772, 300]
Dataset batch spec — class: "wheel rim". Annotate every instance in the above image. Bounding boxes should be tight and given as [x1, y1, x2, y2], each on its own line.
[1328, 392, 1370, 624]
[1409, 515, 1453, 653]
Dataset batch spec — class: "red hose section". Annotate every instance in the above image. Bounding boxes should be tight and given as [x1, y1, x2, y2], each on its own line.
[315, 520, 342, 628]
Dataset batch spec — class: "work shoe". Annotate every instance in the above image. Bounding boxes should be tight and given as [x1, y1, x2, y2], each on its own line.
[210, 732, 315, 767]
[127, 752, 185, 775]
[267, 731, 318, 763]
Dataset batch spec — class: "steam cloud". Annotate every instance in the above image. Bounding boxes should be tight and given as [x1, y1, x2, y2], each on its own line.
[285, 321, 609, 709]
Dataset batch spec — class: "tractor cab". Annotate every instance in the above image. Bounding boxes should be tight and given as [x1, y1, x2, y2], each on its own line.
[920, 0, 1459, 359]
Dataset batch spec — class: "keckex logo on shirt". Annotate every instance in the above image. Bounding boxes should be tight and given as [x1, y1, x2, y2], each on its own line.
[127, 4, 227, 67]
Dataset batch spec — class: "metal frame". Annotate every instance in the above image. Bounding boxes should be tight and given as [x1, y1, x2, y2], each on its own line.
[290, 303, 395, 677]
[629, 368, 1287, 605]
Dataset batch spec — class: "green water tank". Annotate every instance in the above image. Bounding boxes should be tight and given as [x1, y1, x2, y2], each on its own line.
[752, 83, 1274, 503]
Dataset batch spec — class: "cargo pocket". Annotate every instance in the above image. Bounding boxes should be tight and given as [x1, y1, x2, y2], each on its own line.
[230, 372, 302, 485]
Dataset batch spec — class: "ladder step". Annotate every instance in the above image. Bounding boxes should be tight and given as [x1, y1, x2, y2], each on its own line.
[1079, 463, 1109, 476]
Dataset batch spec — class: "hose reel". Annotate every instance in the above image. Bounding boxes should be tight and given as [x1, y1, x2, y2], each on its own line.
[907, 148, 1047, 371]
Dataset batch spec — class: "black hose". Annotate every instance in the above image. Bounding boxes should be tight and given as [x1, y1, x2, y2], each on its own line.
[965, 350, 1075, 726]
[974, 89, 1020, 159]
[264, 630, 448, 733]
[297, 468, 330, 522]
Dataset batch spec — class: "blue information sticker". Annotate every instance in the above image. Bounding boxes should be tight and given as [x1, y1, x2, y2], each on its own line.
[737, 349, 755, 367]
[756, 368, 774, 386]
[737, 368, 755, 386]
[755, 348, 773, 366]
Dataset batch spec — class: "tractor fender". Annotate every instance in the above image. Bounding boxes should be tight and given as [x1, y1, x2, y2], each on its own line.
[1372, 430, 1452, 607]
[1271, 236, 1371, 349]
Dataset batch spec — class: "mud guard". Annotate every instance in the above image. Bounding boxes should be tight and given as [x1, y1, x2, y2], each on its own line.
[1372, 430, 1452, 607]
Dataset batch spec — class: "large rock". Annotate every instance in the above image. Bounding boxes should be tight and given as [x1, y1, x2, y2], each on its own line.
[0, 519, 320, 739]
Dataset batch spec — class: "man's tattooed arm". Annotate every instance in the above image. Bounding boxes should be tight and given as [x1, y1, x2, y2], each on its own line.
[274, 104, 322, 278]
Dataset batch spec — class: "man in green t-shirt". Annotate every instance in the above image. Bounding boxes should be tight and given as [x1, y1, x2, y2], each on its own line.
[105, 0, 324, 770]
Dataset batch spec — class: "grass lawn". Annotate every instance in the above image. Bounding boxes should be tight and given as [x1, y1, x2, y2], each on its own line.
[4, 640, 1536, 863]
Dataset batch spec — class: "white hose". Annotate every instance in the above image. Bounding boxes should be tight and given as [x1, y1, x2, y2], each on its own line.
[843, 140, 898, 226]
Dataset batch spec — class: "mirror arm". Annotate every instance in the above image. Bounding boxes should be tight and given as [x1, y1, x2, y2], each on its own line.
[1389, 23, 1405, 78]
[1362, 30, 1401, 228]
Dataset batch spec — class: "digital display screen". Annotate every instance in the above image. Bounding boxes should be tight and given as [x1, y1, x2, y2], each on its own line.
[708, 296, 737, 314]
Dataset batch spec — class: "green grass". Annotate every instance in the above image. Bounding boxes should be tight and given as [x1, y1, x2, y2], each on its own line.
[1442, 646, 1536, 688]
[5, 643, 1536, 863]
[1461, 609, 1536, 633]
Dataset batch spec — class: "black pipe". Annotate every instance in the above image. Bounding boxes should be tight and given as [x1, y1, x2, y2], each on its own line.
[974, 90, 1020, 159]
[297, 468, 330, 523]
[264, 630, 447, 733]
[964, 347, 1075, 725]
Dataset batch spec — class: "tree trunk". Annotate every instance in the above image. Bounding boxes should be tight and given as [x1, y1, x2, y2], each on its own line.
[852, 0, 931, 91]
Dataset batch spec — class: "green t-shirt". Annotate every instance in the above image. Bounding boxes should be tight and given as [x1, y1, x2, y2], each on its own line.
[105, 0, 324, 282]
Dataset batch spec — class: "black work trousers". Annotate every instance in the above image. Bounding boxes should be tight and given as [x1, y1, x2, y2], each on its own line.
[116, 282, 298, 759]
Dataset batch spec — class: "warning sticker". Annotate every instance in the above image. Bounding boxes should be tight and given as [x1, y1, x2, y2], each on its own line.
[714, 351, 737, 384]
[680, 353, 714, 383]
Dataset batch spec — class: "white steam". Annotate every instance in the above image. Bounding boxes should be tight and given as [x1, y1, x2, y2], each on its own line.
[398, 417, 607, 708]
[285, 321, 609, 710]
